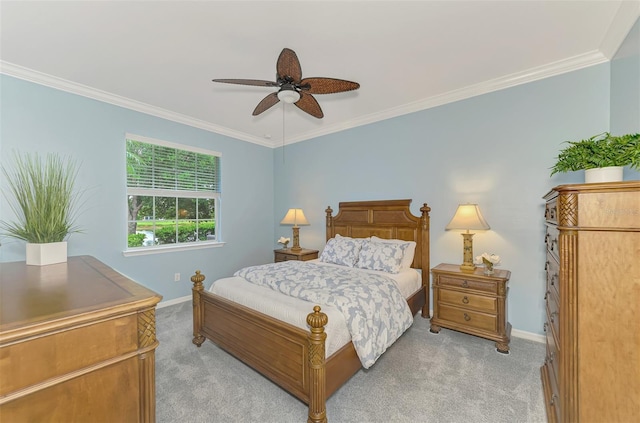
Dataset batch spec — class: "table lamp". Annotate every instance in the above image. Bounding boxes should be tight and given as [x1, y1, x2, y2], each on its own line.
[445, 204, 490, 272]
[280, 208, 309, 251]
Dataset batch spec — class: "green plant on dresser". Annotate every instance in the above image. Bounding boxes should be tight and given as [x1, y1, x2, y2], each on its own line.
[550, 132, 640, 176]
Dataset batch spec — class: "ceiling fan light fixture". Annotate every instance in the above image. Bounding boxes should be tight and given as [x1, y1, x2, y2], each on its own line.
[277, 89, 300, 104]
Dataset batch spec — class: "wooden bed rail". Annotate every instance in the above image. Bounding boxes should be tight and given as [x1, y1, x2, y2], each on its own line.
[190, 271, 329, 423]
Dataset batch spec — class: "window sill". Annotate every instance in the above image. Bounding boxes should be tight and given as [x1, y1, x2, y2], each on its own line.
[123, 241, 225, 257]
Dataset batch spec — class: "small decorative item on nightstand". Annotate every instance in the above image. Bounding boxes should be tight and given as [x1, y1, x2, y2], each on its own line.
[474, 253, 501, 276]
[430, 263, 511, 353]
[274, 248, 319, 263]
[277, 236, 290, 249]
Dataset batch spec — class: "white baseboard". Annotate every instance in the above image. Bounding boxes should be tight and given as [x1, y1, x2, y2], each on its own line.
[511, 328, 545, 343]
[157, 295, 191, 309]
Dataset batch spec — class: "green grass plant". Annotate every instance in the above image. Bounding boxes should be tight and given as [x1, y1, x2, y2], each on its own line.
[1, 152, 83, 243]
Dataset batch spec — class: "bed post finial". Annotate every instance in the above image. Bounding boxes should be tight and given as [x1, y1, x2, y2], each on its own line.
[307, 306, 328, 423]
[420, 203, 431, 231]
[191, 270, 206, 347]
[325, 206, 333, 241]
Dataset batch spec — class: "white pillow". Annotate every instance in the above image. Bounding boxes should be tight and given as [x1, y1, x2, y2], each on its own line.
[370, 236, 416, 270]
[319, 235, 366, 267]
[355, 241, 409, 274]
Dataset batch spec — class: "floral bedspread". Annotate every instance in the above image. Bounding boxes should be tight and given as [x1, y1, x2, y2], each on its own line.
[234, 261, 413, 368]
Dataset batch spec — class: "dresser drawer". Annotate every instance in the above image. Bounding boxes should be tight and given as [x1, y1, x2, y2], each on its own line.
[545, 198, 558, 224]
[545, 224, 559, 261]
[438, 275, 497, 295]
[545, 356, 561, 423]
[546, 290, 560, 338]
[439, 289, 497, 313]
[545, 317, 560, 387]
[546, 254, 560, 301]
[438, 304, 497, 332]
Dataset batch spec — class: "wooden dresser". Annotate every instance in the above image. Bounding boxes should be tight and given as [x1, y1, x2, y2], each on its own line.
[541, 181, 640, 423]
[0, 255, 162, 422]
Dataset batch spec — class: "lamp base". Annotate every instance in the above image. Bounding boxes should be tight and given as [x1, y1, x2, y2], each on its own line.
[460, 232, 476, 273]
[459, 263, 476, 273]
[290, 226, 301, 251]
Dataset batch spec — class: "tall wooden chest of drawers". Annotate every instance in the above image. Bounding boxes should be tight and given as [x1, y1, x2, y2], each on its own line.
[541, 181, 640, 423]
[0, 256, 162, 422]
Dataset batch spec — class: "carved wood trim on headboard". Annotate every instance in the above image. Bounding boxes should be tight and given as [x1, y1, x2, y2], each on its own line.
[324, 199, 431, 274]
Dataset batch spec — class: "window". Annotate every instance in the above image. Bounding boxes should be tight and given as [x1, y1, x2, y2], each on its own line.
[125, 134, 221, 254]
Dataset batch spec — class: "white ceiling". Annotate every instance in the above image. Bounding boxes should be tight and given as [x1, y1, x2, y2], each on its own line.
[1, 1, 638, 148]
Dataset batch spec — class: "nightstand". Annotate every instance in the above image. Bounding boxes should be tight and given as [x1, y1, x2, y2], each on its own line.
[430, 263, 511, 353]
[274, 248, 319, 263]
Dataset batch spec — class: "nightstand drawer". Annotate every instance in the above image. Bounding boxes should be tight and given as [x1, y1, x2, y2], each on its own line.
[439, 289, 497, 313]
[275, 253, 299, 262]
[274, 249, 319, 263]
[438, 304, 497, 332]
[438, 275, 497, 295]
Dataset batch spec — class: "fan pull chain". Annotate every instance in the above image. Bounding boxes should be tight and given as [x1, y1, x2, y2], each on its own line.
[282, 103, 286, 163]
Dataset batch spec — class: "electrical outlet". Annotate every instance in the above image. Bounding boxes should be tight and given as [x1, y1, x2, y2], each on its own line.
[174, 273, 180, 282]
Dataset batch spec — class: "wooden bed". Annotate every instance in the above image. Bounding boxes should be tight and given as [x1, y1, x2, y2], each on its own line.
[191, 199, 431, 423]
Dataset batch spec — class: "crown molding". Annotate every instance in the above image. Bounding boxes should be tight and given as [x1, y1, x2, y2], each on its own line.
[599, 1, 640, 59]
[0, 61, 272, 148]
[284, 50, 609, 147]
[1, 48, 610, 150]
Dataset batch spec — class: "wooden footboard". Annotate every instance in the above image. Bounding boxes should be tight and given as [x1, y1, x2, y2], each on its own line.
[192, 271, 331, 423]
[192, 271, 428, 423]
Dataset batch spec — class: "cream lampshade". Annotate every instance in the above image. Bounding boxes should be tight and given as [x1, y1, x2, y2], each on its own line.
[445, 204, 490, 272]
[280, 208, 309, 251]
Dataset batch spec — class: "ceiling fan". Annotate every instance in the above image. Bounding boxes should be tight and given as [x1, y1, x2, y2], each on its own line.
[212, 48, 360, 119]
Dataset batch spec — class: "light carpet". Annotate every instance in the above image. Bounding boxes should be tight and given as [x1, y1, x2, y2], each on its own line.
[156, 301, 546, 422]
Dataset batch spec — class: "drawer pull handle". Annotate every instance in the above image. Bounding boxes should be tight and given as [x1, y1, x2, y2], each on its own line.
[461, 280, 469, 288]
[550, 352, 555, 362]
[550, 311, 558, 324]
[550, 275, 557, 286]
[543, 323, 548, 332]
[462, 296, 469, 304]
[550, 394, 558, 406]
[463, 313, 471, 321]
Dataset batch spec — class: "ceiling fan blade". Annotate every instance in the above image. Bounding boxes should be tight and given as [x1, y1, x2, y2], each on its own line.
[212, 79, 278, 87]
[300, 77, 360, 94]
[277, 48, 302, 83]
[295, 93, 323, 119]
[252, 92, 280, 116]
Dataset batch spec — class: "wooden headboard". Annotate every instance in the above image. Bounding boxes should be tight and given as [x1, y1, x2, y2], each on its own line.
[325, 199, 431, 287]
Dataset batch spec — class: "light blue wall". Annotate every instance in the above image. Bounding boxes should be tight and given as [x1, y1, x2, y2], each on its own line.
[274, 64, 614, 335]
[611, 18, 640, 148]
[0, 75, 275, 300]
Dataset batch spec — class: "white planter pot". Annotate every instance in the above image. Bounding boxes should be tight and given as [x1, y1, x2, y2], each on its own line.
[26, 241, 67, 266]
[584, 166, 623, 183]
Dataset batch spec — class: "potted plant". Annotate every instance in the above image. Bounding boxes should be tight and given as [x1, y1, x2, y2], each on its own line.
[550, 132, 640, 183]
[1, 151, 84, 265]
